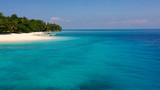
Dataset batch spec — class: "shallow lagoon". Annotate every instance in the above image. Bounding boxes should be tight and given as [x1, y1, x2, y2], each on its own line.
[0, 29, 160, 90]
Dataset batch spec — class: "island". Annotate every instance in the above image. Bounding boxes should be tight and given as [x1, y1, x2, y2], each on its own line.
[0, 12, 62, 42]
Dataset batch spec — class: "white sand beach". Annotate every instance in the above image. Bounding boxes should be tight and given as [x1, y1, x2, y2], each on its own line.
[0, 32, 56, 42]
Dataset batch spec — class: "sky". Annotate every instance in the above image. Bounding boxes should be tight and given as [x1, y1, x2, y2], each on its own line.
[0, 0, 160, 29]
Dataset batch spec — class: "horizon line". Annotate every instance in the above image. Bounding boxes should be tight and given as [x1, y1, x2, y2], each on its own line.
[63, 28, 160, 30]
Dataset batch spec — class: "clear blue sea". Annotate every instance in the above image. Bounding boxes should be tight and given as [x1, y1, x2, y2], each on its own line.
[0, 29, 160, 90]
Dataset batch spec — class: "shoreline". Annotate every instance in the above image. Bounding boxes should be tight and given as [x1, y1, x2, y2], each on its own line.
[0, 32, 56, 42]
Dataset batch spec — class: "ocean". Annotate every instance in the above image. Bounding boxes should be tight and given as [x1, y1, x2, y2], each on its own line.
[0, 29, 160, 90]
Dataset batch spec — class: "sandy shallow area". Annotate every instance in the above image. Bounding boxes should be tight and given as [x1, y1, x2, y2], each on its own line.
[0, 32, 57, 42]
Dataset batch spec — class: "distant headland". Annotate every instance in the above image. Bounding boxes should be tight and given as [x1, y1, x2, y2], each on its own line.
[0, 12, 62, 33]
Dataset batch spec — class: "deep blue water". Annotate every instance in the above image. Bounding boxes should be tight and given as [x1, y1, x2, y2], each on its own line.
[0, 29, 160, 90]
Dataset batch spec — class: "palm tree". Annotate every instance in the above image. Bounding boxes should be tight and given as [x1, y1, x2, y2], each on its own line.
[9, 20, 18, 32]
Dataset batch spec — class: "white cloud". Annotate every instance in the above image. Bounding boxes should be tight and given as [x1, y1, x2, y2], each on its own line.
[108, 19, 148, 25]
[51, 17, 61, 21]
[49, 17, 70, 23]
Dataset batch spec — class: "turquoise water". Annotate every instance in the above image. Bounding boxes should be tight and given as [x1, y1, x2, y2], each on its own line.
[0, 29, 160, 90]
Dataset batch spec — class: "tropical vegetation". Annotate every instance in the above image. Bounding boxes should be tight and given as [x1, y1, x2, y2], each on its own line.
[0, 12, 62, 33]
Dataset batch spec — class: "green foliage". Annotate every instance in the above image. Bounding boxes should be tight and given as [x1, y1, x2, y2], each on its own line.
[46, 23, 62, 31]
[0, 12, 62, 33]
